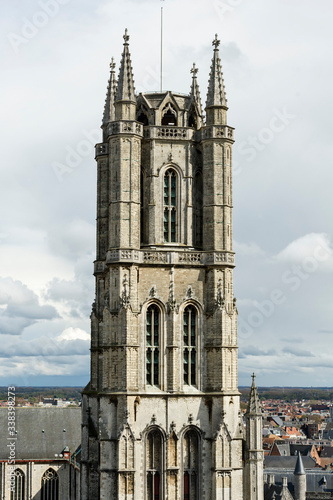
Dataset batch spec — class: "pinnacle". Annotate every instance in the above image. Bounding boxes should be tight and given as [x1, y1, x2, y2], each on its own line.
[102, 57, 117, 125]
[246, 373, 261, 415]
[116, 28, 136, 103]
[206, 33, 227, 108]
[190, 62, 203, 120]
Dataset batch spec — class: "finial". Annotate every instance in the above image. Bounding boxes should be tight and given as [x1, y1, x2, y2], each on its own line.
[252, 372, 256, 384]
[212, 33, 220, 49]
[110, 57, 116, 71]
[123, 28, 129, 44]
[191, 62, 198, 77]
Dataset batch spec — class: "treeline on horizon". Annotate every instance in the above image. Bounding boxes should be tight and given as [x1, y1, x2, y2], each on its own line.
[0, 387, 83, 402]
[240, 386, 333, 402]
[0, 386, 333, 403]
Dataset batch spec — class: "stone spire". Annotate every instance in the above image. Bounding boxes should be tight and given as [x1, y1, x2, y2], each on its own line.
[116, 28, 135, 103]
[294, 452, 305, 476]
[206, 34, 227, 109]
[102, 57, 117, 127]
[247, 373, 261, 415]
[190, 62, 203, 119]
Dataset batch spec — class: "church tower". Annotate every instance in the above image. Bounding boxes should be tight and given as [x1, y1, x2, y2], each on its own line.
[81, 31, 245, 500]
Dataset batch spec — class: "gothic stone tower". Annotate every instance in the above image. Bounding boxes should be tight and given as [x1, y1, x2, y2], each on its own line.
[81, 31, 245, 500]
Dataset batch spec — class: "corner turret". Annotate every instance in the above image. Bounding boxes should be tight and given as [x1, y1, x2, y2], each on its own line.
[294, 452, 306, 500]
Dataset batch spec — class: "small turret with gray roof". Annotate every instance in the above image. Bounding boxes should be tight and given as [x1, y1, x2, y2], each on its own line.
[294, 452, 306, 500]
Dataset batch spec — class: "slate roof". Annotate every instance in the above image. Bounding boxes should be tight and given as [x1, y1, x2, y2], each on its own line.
[295, 452, 306, 475]
[265, 456, 317, 469]
[275, 443, 291, 456]
[264, 470, 333, 495]
[321, 447, 333, 458]
[0, 408, 81, 460]
[323, 429, 333, 440]
[265, 483, 294, 500]
[290, 444, 314, 456]
[270, 416, 284, 427]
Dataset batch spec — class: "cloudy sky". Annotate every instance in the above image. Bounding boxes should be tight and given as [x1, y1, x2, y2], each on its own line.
[1, 0, 332, 387]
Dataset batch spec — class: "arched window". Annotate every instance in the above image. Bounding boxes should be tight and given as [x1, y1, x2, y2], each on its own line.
[10, 469, 25, 500]
[146, 305, 160, 386]
[141, 168, 145, 245]
[137, 105, 149, 125]
[188, 106, 197, 129]
[41, 469, 59, 500]
[183, 431, 199, 500]
[183, 306, 197, 386]
[161, 104, 177, 126]
[164, 169, 177, 243]
[137, 112, 149, 126]
[146, 430, 163, 500]
[193, 172, 203, 248]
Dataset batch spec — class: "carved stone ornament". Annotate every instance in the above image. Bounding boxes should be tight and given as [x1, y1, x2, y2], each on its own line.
[217, 470, 231, 478]
[215, 278, 225, 310]
[120, 274, 130, 309]
[167, 267, 178, 312]
[149, 285, 157, 298]
[186, 285, 193, 299]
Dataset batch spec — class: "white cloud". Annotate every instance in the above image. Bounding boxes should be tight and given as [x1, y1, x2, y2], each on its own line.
[282, 347, 314, 358]
[1, 0, 333, 386]
[0, 277, 59, 335]
[58, 327, 90, 342]
[233, 240, 265, 257]
[273, 233, 333, 269]
[0, 327, 90, 366]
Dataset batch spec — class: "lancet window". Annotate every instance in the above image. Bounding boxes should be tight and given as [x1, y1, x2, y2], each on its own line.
[164, 169, 177, 243]
[41, 469, 59, 500]
[146, 430, 163, 500]
[10, 469, 25, 500]
[183, 306, 197, 387]
[137, 104, 149, 125]
[193, 171, 203, 248]
[146, 305, 160, 386]
[161, 103, 177, 126]
[183, 430, 199, 500]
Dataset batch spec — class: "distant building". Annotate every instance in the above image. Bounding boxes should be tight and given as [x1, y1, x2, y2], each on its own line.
[0, 408, 80, 499]
[264, 453, 333, 499]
